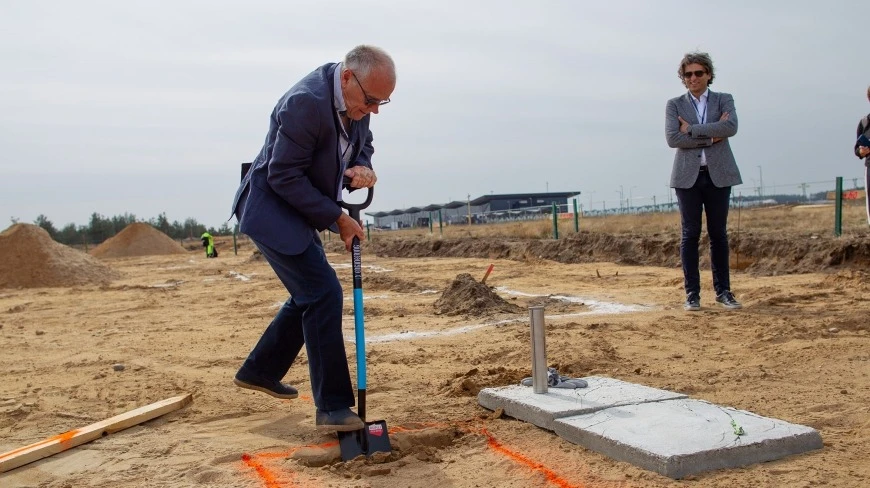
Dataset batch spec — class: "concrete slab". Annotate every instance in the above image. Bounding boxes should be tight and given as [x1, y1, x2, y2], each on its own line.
[477, 376, 686, 431]
[553, 398, 822, 479]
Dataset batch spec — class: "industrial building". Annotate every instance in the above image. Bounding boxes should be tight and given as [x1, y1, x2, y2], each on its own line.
[366, 192, 581, 229]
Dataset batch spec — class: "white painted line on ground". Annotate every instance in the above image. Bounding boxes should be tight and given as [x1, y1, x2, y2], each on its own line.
[228, 271, 251, 281]
[149, 281, 184, 288]
[494, 287, 652, 314]
[343, 288, 653, 344]
[329, 263, 394, 273]
[361, 318, 520, 344]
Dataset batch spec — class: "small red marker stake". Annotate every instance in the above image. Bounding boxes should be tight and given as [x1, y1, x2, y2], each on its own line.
[481, 263, 494, 284]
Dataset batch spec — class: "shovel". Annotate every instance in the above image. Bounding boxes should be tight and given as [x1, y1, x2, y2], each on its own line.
[337, 188, 392, 461]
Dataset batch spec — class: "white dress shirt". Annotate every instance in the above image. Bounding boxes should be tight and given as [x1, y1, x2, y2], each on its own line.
[332, 63, 354, 200]
[689, 89, 709, 165]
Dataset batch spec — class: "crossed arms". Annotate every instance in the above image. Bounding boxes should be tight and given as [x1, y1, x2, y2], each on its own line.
[666, 93, 738, 149]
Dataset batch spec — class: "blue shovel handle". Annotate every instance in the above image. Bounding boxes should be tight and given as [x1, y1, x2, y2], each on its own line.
[339, 187, 372, 420]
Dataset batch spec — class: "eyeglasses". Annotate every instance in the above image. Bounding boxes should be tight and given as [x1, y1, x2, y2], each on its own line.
[683, 70, 707, 79]
[351, 71, 390, 106]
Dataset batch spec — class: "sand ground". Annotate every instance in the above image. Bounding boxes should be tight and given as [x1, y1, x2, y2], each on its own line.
[1, 238, 868, 488]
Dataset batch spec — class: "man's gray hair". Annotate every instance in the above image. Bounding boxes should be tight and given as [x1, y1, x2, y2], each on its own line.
[344, 45, 395, 81]
[866, 84, 870, 99]
[678, 51, 715, 87]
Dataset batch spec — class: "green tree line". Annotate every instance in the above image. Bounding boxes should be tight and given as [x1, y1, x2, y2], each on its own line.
[28, 212, 232, 246]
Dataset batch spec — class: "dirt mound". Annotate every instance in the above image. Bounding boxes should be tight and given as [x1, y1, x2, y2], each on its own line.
[362, 232, 870, 276]
[440, 367, 527, 397]
[90, 223, 187, 258]
[0, 224, 120, 288]
[526, 295, 589, 314]
[364, 274, 424, 293]
[289, 425, 461, 469]
[434, 273, 523, 317]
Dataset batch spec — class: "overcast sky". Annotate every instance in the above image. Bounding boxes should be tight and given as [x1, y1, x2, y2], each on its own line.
[1, 0, 868, 229]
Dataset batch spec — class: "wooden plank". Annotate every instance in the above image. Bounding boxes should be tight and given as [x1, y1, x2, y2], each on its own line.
[0, 393, 192, 473]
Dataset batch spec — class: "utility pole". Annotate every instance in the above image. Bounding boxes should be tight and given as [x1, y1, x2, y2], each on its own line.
[798, 183, 809, 201]
[617, 185, 624, 213]
[467, 194, 471, 225]
[757, 165, 764, 199]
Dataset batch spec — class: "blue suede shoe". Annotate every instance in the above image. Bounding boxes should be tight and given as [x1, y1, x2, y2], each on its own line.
[315, 408, 364, 432]
[234, 368, 298, 400]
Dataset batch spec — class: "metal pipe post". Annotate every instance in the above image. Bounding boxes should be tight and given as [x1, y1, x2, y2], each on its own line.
[834, 177, 843, 237]
[529, 306, 548, 394]
[551, 202, 559, 239]
[573, 199, 579, 232]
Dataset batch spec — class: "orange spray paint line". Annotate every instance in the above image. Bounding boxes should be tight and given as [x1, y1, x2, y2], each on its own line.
[482, 428, 585, 488]
[241, 453, 292, 488]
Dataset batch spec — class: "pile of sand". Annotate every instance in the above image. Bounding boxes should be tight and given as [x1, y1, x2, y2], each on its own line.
[370, 233, 870, 276]
[364, 274, 424, 293]
[434, 273, 523, 316]
[90, 223, 188, 258]
[0, 224, 121, 288]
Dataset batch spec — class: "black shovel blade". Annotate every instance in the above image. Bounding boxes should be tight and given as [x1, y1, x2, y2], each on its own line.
[337, 420, 392, 461]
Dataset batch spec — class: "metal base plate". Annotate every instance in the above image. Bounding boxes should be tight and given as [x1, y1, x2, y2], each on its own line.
[337, 420, 392, 461]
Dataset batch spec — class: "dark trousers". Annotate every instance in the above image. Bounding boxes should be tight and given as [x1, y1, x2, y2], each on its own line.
[240, 236, 354, 412]
[865, 164, 870, 225]
[675, 169, 732, 296]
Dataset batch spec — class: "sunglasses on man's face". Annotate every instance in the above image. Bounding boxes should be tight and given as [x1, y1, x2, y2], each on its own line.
[683, 70, 707, 79]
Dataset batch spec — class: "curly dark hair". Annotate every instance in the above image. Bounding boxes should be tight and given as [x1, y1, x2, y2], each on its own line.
[678, 52, 715, 88]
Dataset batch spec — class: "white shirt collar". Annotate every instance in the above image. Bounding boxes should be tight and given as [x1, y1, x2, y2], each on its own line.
[689, 88, 709, 103]
[333, 62, 346, 113]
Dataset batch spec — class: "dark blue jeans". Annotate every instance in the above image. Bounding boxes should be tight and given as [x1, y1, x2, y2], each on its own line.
[240, 236, 354, 412]
[865, 164, 870, 225]
[675, 169, 732, 296]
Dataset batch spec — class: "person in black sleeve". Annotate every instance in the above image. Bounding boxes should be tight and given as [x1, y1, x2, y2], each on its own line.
[854, 85, 870, 226]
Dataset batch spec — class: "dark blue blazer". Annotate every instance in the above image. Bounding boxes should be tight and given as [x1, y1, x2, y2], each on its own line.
[232, 63, 374, 255]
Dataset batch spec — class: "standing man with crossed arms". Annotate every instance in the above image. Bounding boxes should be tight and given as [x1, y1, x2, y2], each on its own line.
[230, 45, 396, 432]
[666, 52, 743, 312]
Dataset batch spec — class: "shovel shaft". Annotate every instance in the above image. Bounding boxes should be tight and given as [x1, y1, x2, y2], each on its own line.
[340, 188, 373, 423]
[358, 389, 366, 423]
[352, 237, 367, 403]
[336, 188, 390, 460]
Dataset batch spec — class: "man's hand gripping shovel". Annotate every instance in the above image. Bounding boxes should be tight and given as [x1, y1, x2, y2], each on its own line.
[338, 188, 392, 461]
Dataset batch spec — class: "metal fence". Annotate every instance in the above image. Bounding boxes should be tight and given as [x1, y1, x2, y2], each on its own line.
[366, 175, 867, 229]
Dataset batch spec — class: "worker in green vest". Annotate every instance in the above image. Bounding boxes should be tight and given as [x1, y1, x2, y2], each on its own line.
[201, 232, 218, 258]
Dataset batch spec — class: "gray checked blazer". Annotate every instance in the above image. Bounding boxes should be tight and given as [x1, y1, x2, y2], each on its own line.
[666, 91, 742, 189]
